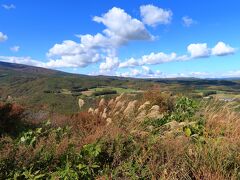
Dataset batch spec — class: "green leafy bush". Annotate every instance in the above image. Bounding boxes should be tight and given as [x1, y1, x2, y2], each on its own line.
[142, 97, 199, 132]
[171, 97, 198, 122]
[203, 90, 217, 97]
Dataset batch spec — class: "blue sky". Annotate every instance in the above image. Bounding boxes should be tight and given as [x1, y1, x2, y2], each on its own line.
[0, 0, 240, 78]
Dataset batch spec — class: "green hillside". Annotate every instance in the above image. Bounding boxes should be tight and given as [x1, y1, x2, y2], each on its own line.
[1, 61, 240, 114]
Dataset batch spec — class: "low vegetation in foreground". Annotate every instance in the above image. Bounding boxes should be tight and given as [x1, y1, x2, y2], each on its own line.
[0, 91, 240, 179]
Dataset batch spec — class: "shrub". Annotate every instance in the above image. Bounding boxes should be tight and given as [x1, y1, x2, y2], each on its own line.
[71, 87, 88, 92]
[142, 96, 199, 132]
[93, 90, 117, 96]
[0, 103, 33, 137]
[203, 91, 217, 97]
[143, 90, 174, 113]
[171, 97, 198, 122]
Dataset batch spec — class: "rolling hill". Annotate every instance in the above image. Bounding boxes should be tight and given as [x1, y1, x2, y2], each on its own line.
[1, 61, 240, 114]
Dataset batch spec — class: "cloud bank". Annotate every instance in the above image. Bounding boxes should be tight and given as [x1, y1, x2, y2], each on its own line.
[118, 42, 236, 69]
[0, 5, 238, 78]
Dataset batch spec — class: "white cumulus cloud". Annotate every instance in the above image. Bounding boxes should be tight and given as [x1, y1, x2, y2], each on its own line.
[99, 57, 119, 72]
[0, 32, 8, 42]
[140, 5, 172, 26]
[77, 33, 110, 48]
[141, 52, 177, 64]
[46, 53, 101, 68]
[119, 58, 140, 68]
[47, 40, 88, 57]
[93, 7, 152, 42]
[47, 39, 102, 67]
[119, 69, 142, 77]
[187, 43, 210, 58]
[182, 16, 196, 27]
[119, 52, 182, 68]
[212, 41, 235, 56]
[117, 66, 162, 78]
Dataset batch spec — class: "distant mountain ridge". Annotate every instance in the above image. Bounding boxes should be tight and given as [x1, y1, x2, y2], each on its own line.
[0, 61, 66, 76]
[1, 61, 240, 81]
